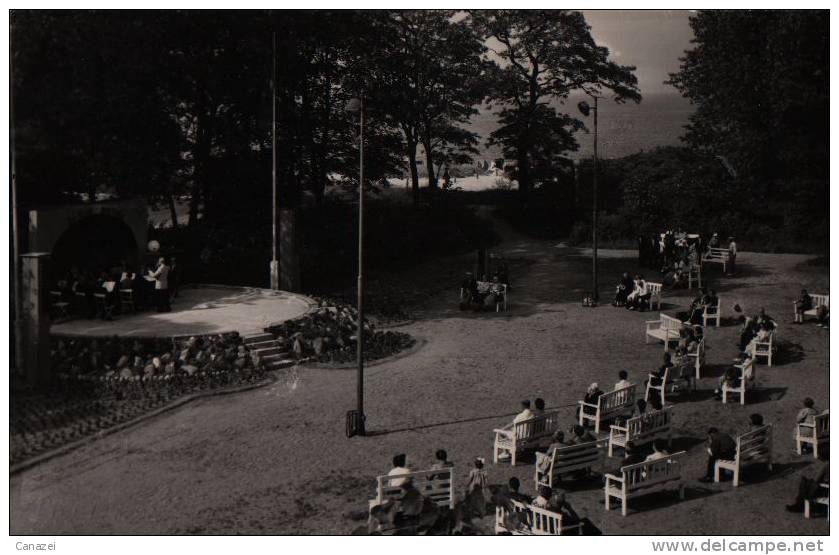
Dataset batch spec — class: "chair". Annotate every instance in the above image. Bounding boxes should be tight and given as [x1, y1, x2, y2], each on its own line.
[120, 289, 136, 313]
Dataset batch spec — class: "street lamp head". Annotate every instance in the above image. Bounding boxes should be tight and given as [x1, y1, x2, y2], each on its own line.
[577, 100, 591, 117]
[346, 97, 362, 113]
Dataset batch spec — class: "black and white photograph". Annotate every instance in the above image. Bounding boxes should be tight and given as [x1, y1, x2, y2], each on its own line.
[4, 3, 832, 544]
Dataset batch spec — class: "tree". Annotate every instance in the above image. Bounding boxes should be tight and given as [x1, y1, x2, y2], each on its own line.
[472, 9, 641, 199]
[668, 10, 828, 183]
[364, 10, 488, 205]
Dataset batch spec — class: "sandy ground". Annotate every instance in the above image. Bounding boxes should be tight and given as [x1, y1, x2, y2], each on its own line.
[10, 210, 829, 535]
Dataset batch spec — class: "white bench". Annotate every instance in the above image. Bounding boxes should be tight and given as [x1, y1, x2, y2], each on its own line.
[687, 267, 702, 289]
[796, 410, 829, 459]
[460, 281, 508, 312]
[370, 467, 454, 510]
[644, 366, 693, 406]
[722, 357, 756, 405]
[608, 407, 672, 457]
[495, 499, 583, 535]
[703, 248, 729, 273]
[748, 328, 777, 366]
[688, 338, 706, 380]
[604, 451, 686, 516]
[795, 293, 829, 323]
[645, 314, 683, 351]
[703, 297, 721, 327]
[714, 425, 773, 487]
[578, 384, 637, 434]
[494, 411, 561, 466]
[535, 440, 602, 489]
[647, 282, 663, 310]
[805, 483, 829, 520]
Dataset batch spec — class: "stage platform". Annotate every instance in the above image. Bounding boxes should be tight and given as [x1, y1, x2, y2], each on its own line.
[50, 285, 315, 338]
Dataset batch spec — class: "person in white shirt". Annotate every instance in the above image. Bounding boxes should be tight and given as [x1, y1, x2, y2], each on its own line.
[626, 274, 650, 311]
[387, 453, 411, 487]
[645, 439, 671, 462]
[148, 256, 171, 312]
[512, 400, 534, 425]
[614, 370, 631, 391]
[727, 236, 737, 276]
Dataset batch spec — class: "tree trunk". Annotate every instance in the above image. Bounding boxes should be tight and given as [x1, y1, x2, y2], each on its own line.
[407, 141, 420, 207]
[517, 150, 530, 203]
[423, 136, 437, 191]
[168, 191, 179, 229]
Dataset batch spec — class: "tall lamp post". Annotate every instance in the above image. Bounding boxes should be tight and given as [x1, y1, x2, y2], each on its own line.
[578, 95, 599, 302]
[346, 96, 366, 437]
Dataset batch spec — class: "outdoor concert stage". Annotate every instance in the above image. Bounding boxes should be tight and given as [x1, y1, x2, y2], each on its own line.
[50, 285, 315, 338]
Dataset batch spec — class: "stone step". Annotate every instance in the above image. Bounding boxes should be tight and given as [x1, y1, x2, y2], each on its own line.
[243, 333, 274, 344]
[265, 358, 296, 370]
[253, 346, 282, 358]
[249, 340, 279, 351]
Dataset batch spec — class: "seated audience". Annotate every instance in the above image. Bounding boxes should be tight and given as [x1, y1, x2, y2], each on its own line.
[626, 274, 651, 311]
[615, 370, 631, 390]
[786, 462, 829, 513]
[512, 400, 534, 425]
[700, 427, 737, 482]
[645, 438, 671, 461]
[794, 398, 819, 441]
[506, 476, 532, 504]
[576, 382, 603, 420]
[387, 453, 412, 487]
[613, 272, 634, 307]
[568, 424, 597, 445]
[532, 397, 546, 416]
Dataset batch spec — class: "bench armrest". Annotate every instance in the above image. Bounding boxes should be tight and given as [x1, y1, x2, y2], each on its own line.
[494, 428, 515, 439]
[578, 401, 597, 409]
[797, 422, 815, 430]
[604, 473, 624, 484]
[609, 423, 628, 433]
[645, 320, 662, 325]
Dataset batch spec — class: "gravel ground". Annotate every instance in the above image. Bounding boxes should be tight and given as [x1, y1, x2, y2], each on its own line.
[10, 210, 829, 535]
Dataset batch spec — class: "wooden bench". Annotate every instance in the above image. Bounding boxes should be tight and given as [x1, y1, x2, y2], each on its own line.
[604, 451, 686, 516]
[535, 440, 602, 489]
[608, 407, 672, 457]
[647, 282, 663, 310]
[714, 425, 773, 487]
[645, 365, 693, 407]
[578, 384, 637, 434]
[796, 410, 829, 459]
[795, 293, 829, 323]
[645, 314, 683, 351]
[703, 297, 721, 327]
[687, 267, 702, 289]
[460, 281, 508, 312]
[805, 483, 829, 520]
[495, 499, 584, 535]
[370, 467, 455, 510]
[748, 328, 777, 366]
[722, 357, 756, 405]
[494, 411, 561, 465]
[703, 248, 729, 273]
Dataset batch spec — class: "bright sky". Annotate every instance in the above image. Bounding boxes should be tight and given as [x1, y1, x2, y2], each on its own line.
[583, 10, 695, 95]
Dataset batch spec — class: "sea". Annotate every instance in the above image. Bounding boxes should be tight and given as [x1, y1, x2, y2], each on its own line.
[466, 92, 695, 162]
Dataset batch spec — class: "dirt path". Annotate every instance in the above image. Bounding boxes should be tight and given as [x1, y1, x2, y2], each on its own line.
[11, 209, 829, 535]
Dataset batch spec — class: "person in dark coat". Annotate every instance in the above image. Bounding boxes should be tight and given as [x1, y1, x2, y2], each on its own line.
[700, 428, 737, 482]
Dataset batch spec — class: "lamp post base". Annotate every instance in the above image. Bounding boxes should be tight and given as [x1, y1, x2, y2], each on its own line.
[346, 410, 366, 438]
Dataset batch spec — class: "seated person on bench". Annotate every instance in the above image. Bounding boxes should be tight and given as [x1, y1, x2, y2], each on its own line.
[713, 364, 744, 400]
[687, 288, 711, 324]
[700, 427, 737, 482]
[533, 487, 581, 525]
[743, 322, 772, 356]
[575, 382, 603, 420]
[568, 424, 597, 445]
[483, 275, 505, 308]
[387, 453, 412, 487]
[536, 430, 571, 473]
[613, 272, 634, 307]
[460, 272, 480, 307]
[626, 275, 650, 311]
[793, 290, 813, 324]
[793, 398, 819, 442]
[648, 352, 674, 387]
[785, 461, 829, 513]
[645, 438, 671, 461]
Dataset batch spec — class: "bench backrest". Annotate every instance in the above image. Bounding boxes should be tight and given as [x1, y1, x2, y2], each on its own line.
[813, 411, 830, 439]
[735, 425, 772, 465]
[599, 385, 637, 415]
[620, 451, 686, 492]
[549, 440, 601, 474]
[648, 282, 662, 297]
[705, 248, 728, 259]
[375, 467, 454, 508]
[705, 298, 720, 314]
[660, 314, 683, 330]
[512, 411, 561, 441]
[694, 339, 706, 365]
[736, 357, 756, 385]
[626, 407, 672, 439]
[476, 281, 507, 294]
[811, 294, 829, 309]
[496, 499, 567, 535]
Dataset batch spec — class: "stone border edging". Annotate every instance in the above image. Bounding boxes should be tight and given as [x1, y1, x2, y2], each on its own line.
[305, 337, 427, 370]
[9, 372, 280, 476]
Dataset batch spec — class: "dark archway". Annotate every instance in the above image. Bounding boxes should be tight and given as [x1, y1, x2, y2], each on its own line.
[51, 214, 139, 279]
